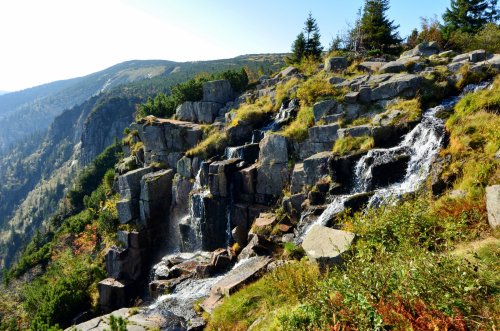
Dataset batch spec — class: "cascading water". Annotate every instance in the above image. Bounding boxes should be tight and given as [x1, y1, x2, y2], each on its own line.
[185, 168, 209, 251]
[308, 82, 491, 234]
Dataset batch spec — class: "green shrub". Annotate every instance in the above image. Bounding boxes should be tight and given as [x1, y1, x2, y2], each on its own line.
[450, 23, 500, 53]
[275, 78, 300, 110]
[229, 97, 273, 127]
[296, 75, 338, 106]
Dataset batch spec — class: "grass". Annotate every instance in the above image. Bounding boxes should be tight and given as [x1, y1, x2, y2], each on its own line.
[278, 106, 314, 142]
[229, 96, 274, 127]
[386, 97, 423, 124]
[185, 128, 228, 159]
[274, 78, 300, 110]
[333, 135, 374, 155]
[296, 74, 339, 106]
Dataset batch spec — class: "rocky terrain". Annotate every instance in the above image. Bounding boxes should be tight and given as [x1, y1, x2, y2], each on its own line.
[68, 43, 500, 330]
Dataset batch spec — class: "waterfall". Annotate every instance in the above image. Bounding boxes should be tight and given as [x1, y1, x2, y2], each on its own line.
[308, 82, 491, 235]
[186, 168, 209, 251]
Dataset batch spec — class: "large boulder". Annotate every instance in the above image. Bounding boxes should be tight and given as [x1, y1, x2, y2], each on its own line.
[256, 163, 290, 198]
[118, 167, 153, 199]
[175, 101, 222, 124]
[302, 225, 355, 267]
[290, 163, 306, 194]
[258, 134, 288, 165]
[371, 74, 423, 101]
[486, 185, 500, 229]
[324, 57, 348, 72]
[105, 246, 144, 281]
[400, 41, 440, 58]
[309, 124, 340, 143]
[238, 234, 274, 261]
[202, 79, 234, 104]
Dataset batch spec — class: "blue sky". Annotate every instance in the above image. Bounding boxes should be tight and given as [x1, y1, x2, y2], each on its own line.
[0, 0, 449, 92]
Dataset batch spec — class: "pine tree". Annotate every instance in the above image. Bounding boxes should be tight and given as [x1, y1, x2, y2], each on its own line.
[359, 0, 401, 53]
[287, 13, 323, 64]
[303, 13, 323, 59]
[442, 0, 490, 35]
[288, 32, 306, 64]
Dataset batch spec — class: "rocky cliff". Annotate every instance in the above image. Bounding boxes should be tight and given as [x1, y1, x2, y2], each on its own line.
[73, 44, 499, 330]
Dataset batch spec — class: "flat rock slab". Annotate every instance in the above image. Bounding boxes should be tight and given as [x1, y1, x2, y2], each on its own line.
[210, 256, 272, 297]
[66, 308, 166, 331]
[486, 185, 500, 228]
[302, 225, 355, 267]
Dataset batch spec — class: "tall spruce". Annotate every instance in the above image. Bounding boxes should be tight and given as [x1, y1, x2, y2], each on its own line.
[485, 0, 500, 22]
[359, 0, 401, 53]
[442, 0, 490, 34]
[288, 13, 323, 64]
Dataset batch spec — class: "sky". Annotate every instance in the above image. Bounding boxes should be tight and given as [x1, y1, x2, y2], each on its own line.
[0, 0, 450, 92]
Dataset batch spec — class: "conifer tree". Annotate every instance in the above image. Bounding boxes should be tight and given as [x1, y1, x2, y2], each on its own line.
[287, 13, 323, 64]
[359, 0, 401, 53]
[442, 0, 490, 35]
[303, 13, 323, 59]
[485, 0, 500, 22]
[288, 32, 306, 64]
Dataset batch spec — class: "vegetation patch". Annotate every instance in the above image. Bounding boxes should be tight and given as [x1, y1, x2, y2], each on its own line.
[230, 97, 273, 127]
[387, 97, 423, 123]
[185, 128, 228, 159]
[278, 106, 314, 142]
[333, 135, 374, 155]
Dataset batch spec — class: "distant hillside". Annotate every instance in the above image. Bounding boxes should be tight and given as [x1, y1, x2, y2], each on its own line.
[0, 54, 286, 153]
[0, 91, 9, 96]
[0, 53, 285, 268]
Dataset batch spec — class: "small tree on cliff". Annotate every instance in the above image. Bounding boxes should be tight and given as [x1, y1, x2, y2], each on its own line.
[359, 0, 401, 54]
[288, 13, 323, 64]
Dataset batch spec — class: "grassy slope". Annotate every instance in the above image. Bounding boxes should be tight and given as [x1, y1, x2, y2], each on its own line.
[207, 76, 500, 330]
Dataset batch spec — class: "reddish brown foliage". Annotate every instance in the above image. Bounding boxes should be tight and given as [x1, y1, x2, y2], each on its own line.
[376, 298, 467, 331]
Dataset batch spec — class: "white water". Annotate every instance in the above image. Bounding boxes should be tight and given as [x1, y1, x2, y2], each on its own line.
[308, 82, 490, 234]
[188, 168, 209, 251]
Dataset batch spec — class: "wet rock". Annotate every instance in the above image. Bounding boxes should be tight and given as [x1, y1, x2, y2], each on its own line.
[308, 190, 326, 205]
[343, 192, 374, 214]
[225, 143, 260, 163]
[309, 124, 339, 143]
[202, 79, 234, 104]
[367, 152, 411, 190]
[283, 193, 306, 219]
[313, 99, 338, 122]
[486, 185, 500, 228]
[227, 120, 254, 146]
[428, 154, 454, 196]
[211, 248, 232, 273]
[238, 234, 274, 261]
[201, 196, 229, 250]
[329, 152, 365, 193]
[208, 159, 240, 198]
[302, 225, 355, 268]
[324, 57, 348, 72]
[371, 123, 416, 148]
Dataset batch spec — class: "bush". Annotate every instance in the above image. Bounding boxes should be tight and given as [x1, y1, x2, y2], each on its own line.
[387, 97, 423, 123]
[229, 97, 273, 127]
[450, 23, 500, 53]
[296, 75, 338, 106]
